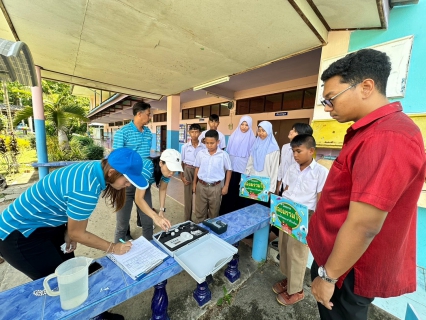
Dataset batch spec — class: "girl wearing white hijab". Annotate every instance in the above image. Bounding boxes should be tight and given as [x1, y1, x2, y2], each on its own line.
[245, 121, 280, 196]
[219, 116, 256, 215]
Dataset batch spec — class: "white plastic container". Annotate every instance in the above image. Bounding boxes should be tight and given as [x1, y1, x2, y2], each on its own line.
[43, 257, 93, 310]
[154, 221, 237, 283]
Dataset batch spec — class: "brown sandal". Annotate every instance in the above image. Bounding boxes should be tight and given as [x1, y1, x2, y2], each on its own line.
[272, 278, 288, 294]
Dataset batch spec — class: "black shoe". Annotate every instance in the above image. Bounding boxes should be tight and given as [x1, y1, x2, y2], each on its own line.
[269, 239, 278, 249]
[91, 311, 124, 320]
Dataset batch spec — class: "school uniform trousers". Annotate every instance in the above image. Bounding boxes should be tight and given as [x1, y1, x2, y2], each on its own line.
[278, 223, 310, 294]
[183, 164, 196, 221]
[194, 181, 222, 223]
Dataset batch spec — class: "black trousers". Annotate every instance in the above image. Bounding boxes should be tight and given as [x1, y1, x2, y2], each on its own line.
[219, 171, 244, 216]
[310, 260, 374, 320]
[0, 224, 74, 280]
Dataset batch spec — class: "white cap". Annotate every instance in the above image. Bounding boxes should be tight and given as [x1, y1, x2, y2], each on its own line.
[160, 149, 183, 172]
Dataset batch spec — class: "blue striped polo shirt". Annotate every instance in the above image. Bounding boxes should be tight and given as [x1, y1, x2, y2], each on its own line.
[0, 161, 106, 239]
[113, 121, 169, 184]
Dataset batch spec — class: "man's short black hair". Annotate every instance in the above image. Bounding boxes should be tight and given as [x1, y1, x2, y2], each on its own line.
[321, 49, 391, 95]
[205, 130, 219, 140]
[132, 102, 151, 116]
[290, 134, 316, 149]
[209, 114, 219, 122]
[293, 123, 313, 135]
[189, 123, 201, 131]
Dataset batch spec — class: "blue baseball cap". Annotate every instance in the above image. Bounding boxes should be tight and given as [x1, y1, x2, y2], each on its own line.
[107, 148, 148, 190]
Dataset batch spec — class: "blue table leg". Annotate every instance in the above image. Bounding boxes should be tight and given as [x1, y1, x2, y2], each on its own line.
[252, 225, 269, 262]
[225, 242, 241, 283]
[151, 280, 170, 320]
[193, 281, 211, 307]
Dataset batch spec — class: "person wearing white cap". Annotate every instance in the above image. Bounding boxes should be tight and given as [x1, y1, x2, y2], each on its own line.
[115, 148, 184, 241]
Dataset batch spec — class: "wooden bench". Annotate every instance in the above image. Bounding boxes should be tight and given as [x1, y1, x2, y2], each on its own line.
[0, 204, 270, 319]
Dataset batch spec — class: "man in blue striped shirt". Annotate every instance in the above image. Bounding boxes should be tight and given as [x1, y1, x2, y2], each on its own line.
[113, 102, 171, 241]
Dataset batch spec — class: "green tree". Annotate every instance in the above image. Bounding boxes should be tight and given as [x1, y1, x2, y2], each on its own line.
[0, 81, 33, 107]
[14, 93, 88, 147]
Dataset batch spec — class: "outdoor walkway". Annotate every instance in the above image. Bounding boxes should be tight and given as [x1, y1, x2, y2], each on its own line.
[0, 172, 399, 319]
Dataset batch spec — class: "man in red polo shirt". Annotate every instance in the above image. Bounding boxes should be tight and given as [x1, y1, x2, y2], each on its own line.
[307, 48, 426, 320]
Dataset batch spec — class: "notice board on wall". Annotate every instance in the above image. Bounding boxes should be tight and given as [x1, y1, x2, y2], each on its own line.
[316, 35, 414, 105]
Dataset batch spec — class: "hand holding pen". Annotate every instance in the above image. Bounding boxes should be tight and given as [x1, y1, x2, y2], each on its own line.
[114, 238, 133, 255]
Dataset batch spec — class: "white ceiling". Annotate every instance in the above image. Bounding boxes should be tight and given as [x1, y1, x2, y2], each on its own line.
[0, 0, 387, 102]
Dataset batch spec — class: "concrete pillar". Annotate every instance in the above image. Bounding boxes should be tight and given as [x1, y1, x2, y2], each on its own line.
[166, 95, 180, 151]
[28, 116, 34, 133]
[30, 66, 49, 178]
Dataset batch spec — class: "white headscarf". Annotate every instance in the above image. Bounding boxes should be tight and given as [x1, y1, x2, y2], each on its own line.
[250, 121, 279, 172]
[226, 116, 256, 158]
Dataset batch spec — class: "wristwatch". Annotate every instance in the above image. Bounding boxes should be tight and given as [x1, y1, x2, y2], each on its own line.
[318, 266, 338, 284]
[159, 208, 166, 213]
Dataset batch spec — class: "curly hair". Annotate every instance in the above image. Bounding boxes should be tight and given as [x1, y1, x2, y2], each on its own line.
[321, 49, 391, 95]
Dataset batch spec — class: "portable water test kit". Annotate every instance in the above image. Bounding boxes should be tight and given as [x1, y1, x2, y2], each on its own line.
[153, 221, 237, 283]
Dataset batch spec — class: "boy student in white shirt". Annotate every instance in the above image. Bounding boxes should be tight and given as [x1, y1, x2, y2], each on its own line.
[275, 123, 313, 195]
[199, 114, 226, 150]
[180, 123, 205, 221]
[273, 134, 328, 306]
[272, 123, 313, 249]
[193, 130, 232, 223]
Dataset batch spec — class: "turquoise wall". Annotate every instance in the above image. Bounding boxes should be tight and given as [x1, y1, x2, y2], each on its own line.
[349, 3, 426, 114]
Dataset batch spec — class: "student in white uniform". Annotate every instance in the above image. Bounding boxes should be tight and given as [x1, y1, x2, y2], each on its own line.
[273, 134, 328, 306]
[180, 123, 205, 221]
[245, 121, 280, 208]
[193, 130, 232, 222]
[271, 122, 313, 250]
[276, 123, 313, 195]
[198, 114, 226, 150]
[219, 115, 255, 215]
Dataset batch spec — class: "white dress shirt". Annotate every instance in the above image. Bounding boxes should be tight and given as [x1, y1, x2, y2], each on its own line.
[194, 148, 232, 183]
[181, 141, 205, 165]
[245, 150, 280, 193]
[277, 143, 296, 182]
[281, 159, 328, 211]
[199, 130, 226, 149]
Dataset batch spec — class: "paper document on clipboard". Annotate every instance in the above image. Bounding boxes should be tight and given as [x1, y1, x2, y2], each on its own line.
[107, 236, 168, 280]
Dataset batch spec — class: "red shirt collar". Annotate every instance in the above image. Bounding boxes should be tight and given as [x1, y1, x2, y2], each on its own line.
[348, 102, 402, 132]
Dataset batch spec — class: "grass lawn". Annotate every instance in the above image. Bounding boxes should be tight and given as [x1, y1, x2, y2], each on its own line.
[0, 148, 38, 183]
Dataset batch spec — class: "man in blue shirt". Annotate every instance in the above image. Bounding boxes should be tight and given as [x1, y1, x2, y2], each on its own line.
[113, 102, 171, 241]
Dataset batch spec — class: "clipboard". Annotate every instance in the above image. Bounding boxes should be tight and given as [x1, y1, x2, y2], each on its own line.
[107, 236, 168, 280]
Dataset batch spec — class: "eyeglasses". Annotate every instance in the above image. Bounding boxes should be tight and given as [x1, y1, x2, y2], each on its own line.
[321, 84, 357, 107]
